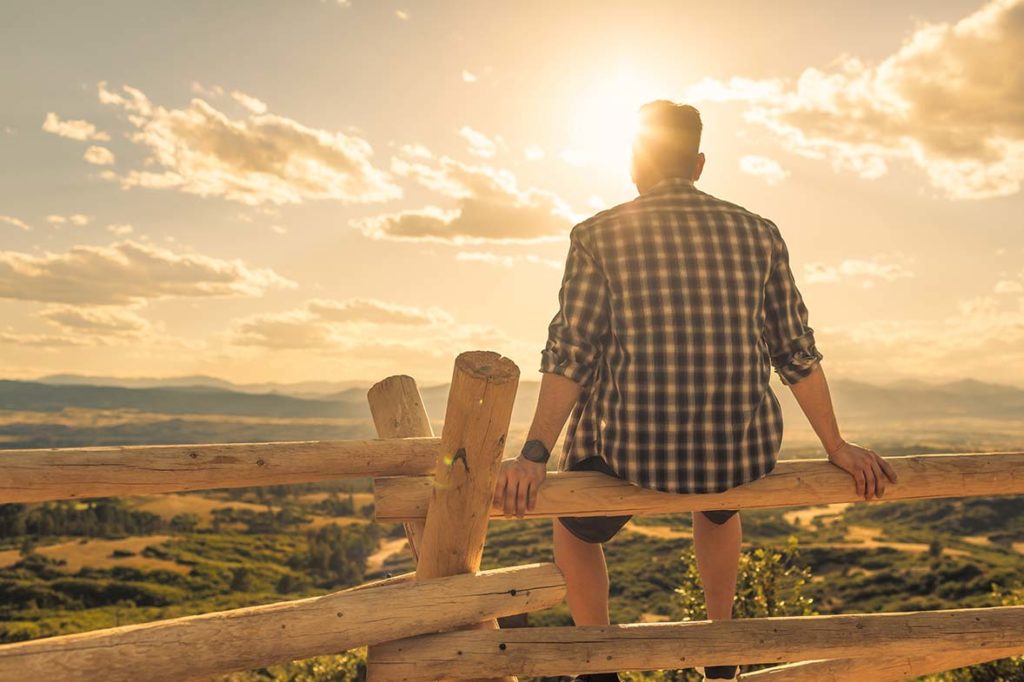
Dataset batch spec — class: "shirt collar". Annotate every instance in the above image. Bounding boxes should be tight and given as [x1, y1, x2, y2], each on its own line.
[643, 176, 696, 195]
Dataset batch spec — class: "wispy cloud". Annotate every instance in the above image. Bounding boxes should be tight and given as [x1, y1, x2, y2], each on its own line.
[83, 145, 115, 166]
[0, 215, 31, 231]
[455, 251, 562, 269]
[804, 254, 915, 287]
[40, 304, 151, 338]
[96, 82, 401, 206]
[0, 240, 293, 304]
[229, 297, 465, 350]
[41, 112, 110, 141]
[459, 126, 499, 158]
[46, 214, 91, 227]
[353, 147, 576, 244]
[820, 292, 1024, 383]
[739, 155, 789, 185]
[230, 90, 267, 115]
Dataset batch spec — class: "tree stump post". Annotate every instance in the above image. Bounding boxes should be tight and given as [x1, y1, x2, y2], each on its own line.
[368, 350, 520, 682]
[365, 374, 435, 676]
[367, 374, 435, 562]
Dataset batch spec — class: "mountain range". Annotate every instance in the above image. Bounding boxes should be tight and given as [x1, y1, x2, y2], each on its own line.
[4, 375, 1024, 425]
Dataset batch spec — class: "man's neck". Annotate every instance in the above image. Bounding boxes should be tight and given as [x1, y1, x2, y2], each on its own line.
[637, 175, 694, 195]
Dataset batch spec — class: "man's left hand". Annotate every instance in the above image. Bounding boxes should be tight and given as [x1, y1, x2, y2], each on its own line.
[493, 455, 547, 518]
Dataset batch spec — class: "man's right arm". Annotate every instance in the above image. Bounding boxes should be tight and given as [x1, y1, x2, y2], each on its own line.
[761, 220, 897, 499]
[786, 364, 898, 499]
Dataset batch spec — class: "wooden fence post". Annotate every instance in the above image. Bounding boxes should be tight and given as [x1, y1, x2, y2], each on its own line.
[365, 374, 436, 677]
[367, 374, 435, 562]
[368, 351, 520, 682]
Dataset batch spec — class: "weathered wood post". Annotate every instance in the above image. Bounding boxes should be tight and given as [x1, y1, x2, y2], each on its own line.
[365, 374, 435, 676]
[368, 350, 520, 682]
[367, 374, 435, 562]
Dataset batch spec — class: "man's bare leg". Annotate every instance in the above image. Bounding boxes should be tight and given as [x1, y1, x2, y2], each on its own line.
[553, 519, 611, 625]
[692, 512, 742, 620]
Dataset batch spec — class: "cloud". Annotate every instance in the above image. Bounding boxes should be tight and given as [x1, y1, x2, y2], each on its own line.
[524, 144, 545, 161]
[804, 254, 914, 287]
[739, 155, 789, 185]
[230, 90, 268, 115]
[0, 239, 293, 305]
[0, 329, 91, 349]
[228, 297, 479, 352]
[683, 76, 785, 104]
[353, 148, 577, 244]
[459, 126, 498, 158]
[97, 82, 400, 206]
[0, 215, 31, 231]
[307, 297, 451, 325]
[42, 112, 110, 141]
[84, 145, 115, 165]
[39, 304, 151, 337]
[689, 0, 1024, 200]
[106, 223, 133, 235]
[455, 251, 562, 269]
[994, 267, 1024, 293]
[995, 279, 1024, 294]
[462, 70, 478, 83]
[47, 214, 91, 227]
[395, 9, 409, 20]
[820, 292, 1024, 383]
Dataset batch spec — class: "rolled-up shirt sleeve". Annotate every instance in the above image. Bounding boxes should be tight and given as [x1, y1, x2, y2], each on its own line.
[539, 225, 610, 388]
[762, 221, 823, 385]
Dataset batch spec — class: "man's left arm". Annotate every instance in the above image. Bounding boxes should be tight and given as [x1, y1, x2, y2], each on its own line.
[492, 225, 610, 517]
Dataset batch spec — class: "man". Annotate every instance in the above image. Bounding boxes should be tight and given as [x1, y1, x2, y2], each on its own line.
[492, 100, 898, 682]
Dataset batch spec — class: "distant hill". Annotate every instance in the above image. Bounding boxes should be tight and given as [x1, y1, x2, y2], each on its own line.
[0, 380, 368, 420]
[4, 375, 1024, 426]
[35, 374, 378, 399]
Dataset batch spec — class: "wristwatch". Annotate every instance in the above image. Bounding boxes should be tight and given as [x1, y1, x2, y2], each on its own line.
[520, 439, 551, 464]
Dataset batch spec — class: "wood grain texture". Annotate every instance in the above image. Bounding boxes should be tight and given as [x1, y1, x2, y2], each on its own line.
[0, 562, 565, 682]
[740, 646, 1024, 681]
[367, 605, 1024, 680]
[377, 351, 520, 682]
[367, 374, 436, 563]
[0, 437, 439, 504]
[373, 452, 1024, 521]
[417, 351, 519, 580]
[366, 374, 435, 672]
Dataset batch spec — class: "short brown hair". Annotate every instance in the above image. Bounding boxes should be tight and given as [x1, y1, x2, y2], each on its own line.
[633, 100, 702, 176]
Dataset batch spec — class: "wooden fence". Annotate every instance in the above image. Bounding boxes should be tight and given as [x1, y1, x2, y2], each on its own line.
[0, 350, 1022, 682]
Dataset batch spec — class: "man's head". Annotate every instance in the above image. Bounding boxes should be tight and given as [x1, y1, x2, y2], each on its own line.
[630, 100, 705, 193]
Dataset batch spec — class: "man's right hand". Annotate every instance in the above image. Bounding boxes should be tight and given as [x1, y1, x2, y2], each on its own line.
[826, 441, 899, 500]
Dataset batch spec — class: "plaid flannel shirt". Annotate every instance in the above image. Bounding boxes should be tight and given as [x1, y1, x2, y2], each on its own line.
[540, 176, 823, 494]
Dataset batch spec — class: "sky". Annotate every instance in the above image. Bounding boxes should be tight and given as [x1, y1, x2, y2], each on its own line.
[1, 0, 1023, 388]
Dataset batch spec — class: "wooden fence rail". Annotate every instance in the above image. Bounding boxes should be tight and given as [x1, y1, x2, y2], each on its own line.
[366, 606, 1024, 680]
[0, 437, 439, 504]
[0, 562, 564, 682]
[373, 452, 1024, 521]
[743, 646, 1024, 682]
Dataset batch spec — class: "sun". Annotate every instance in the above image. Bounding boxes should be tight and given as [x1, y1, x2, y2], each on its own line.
[567, 67, 667, 176]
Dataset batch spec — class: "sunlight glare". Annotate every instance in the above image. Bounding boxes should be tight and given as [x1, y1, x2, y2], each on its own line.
[568, 67, 665, 178]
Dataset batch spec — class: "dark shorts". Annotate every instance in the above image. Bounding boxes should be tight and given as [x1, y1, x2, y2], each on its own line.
[556, 455, 739, 544]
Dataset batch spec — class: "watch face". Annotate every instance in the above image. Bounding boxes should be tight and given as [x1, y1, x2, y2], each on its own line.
[523, 440, 550, 462]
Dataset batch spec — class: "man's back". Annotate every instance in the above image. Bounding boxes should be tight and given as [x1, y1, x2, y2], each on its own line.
[540, 175, 823, 495]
